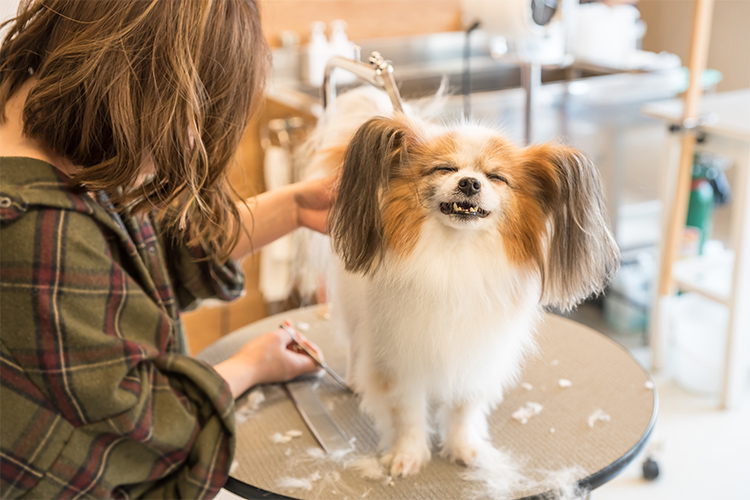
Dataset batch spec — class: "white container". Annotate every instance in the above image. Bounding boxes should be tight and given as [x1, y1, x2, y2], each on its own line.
[671, 293, 728, 395]
[573, 4, 642, 68]
[329, 19, 357, 84]
[303, 21, 330, 87]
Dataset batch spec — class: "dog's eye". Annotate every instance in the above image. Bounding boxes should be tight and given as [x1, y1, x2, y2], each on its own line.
[432, 165, 458, 174]
[487, 173, 509, 185]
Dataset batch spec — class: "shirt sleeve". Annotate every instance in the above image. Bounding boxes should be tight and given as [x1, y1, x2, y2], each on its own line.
[159, 219, 246, 312]
[0, 208, 235, 499]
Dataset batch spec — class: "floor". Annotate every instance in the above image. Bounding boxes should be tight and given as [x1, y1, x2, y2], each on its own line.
[596, 376, 750, 500]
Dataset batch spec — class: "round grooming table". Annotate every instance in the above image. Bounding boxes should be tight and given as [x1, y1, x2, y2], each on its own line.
[198, 306, 657, 499]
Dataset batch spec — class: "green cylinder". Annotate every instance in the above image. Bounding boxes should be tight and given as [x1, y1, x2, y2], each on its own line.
[685, 176, 714, 255]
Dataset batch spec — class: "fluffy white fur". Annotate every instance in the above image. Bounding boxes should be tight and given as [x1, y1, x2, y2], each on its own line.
[331, 243, 541, 476]
[300, 87, 618, 478]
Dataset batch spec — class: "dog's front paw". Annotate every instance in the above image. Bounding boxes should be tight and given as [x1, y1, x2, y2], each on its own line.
[440, 436, 490, 467]
[381, 443, 431, 477]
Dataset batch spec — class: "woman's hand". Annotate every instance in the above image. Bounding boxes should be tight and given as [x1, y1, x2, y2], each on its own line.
[213, 328, 324, 399]
[293, 172, 337, 235]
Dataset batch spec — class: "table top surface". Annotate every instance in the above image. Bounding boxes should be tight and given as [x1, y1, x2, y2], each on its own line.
[642, 88, 750, 142]
[198, 306, 657, 500]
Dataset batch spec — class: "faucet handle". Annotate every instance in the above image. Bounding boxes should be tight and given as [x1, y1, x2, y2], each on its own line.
[368, 51, 389, 72]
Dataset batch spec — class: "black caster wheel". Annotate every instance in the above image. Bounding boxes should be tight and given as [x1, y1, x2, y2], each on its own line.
[642, 456, 660, 480]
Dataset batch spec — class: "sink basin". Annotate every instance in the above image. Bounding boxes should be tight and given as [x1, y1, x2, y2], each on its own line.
[277, 31, 596, 102]
[293, 63, 572, 101]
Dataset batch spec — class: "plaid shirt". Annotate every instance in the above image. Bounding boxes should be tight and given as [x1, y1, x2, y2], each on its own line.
[0, 157, 245, 499]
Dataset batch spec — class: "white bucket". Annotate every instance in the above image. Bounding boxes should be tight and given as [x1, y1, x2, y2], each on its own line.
[671, 293, 728, 396]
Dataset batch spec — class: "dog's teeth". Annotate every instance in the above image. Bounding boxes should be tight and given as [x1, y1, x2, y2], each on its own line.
[470, 206, 477, 212]
[453, 203, 459, 212]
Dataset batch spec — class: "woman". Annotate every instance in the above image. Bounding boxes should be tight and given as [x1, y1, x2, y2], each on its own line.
[0, 1, 333, 498]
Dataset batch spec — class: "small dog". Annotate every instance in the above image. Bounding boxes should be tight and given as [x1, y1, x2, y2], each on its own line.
[304, 87, 619, 477]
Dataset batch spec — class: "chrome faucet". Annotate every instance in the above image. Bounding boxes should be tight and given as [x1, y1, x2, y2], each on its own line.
[322, 49, 405, 113]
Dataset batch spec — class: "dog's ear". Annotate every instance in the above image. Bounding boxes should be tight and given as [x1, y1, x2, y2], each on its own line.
[329, 115, 416, 275]
[523, 144, 620, 311]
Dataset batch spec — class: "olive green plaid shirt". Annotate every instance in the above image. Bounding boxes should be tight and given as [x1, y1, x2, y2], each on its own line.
[0, 157, 244, 499]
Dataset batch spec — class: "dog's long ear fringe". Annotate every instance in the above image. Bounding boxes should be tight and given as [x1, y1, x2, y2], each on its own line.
[329, 116, 413, 275]
[528, 146, 621, 311]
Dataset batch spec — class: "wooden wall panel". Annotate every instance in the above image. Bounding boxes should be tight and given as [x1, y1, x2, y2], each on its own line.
[259, 0, 464, 46]
[639, 0, 750, 92]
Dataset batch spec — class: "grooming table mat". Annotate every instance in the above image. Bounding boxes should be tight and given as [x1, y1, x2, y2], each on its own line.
[198, 306, 657, 499]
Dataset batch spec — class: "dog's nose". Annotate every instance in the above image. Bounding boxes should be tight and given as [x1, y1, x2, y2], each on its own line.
[458, 177, 481, 196]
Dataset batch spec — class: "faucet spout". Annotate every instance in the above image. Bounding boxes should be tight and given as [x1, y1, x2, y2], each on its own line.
[322, 51, 405, 113]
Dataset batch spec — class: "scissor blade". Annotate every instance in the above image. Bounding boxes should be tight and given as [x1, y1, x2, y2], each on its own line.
[281, 324, 350, 390]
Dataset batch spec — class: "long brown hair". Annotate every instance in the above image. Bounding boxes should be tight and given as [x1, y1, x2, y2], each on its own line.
[0, 0, 270, 258]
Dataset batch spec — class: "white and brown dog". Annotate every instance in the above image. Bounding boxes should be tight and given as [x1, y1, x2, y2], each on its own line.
[302, 87, 619, 478]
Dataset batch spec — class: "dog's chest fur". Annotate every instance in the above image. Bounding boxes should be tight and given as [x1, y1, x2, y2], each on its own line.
[341, 217, 541, 400]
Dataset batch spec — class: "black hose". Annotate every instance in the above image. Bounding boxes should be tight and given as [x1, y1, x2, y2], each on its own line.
[463, 21, 481, 120]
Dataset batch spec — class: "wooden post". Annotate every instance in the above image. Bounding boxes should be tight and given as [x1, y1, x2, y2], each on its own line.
[652, 0, 715, 371]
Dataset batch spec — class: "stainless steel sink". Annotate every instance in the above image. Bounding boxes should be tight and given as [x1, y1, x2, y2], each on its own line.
[274, 31, 599, 103]
[293, 64, 572, 102]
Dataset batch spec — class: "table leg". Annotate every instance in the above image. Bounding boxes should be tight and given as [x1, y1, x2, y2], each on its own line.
[649, 130, 683, 371]
[721, 142, 750, 409]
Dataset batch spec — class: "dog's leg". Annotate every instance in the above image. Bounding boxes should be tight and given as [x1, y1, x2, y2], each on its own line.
[328, 267, 362, 390]
[345, 339, 358, 388]
[440, 399, 492, 467]
[377, 388, 431, 478]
